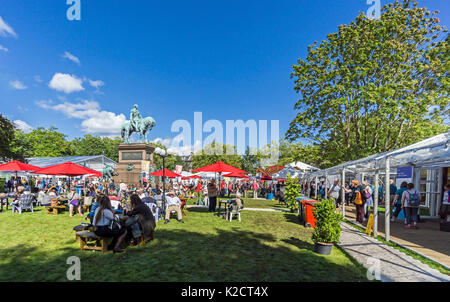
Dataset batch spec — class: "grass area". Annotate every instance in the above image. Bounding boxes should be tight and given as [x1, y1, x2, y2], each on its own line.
[0, 206, 369, 282]
[186, 194, 289, 210]
[343, 219, 450, 276]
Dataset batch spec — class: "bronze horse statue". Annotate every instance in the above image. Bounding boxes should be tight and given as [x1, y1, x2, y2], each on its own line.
[121, 116, 156, 144]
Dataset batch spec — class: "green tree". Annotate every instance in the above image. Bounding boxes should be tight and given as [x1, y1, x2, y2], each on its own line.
[287, 0, 449, 167]
[192, 142, 243, 170]
[72, 135, 123, 162]
[10, 130, 34, 161]
[277, 140, 325, 168]
[240, 146, 261, 174]
[151, 142, 186, 171]
[24, 127, 74, 157]
[0, 114, 15, 160]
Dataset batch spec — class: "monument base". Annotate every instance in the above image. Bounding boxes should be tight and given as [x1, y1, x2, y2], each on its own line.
[113, 143, 155, 188]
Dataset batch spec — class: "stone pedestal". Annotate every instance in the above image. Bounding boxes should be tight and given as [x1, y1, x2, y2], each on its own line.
[113, 143, 155, 187]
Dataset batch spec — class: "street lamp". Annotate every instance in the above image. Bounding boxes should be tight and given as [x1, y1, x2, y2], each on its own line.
[154, 147, 168, 215]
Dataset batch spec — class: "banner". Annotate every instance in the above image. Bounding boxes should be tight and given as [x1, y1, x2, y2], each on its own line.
[176, 165, 183, 175]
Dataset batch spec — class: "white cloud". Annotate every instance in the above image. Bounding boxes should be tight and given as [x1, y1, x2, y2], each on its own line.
[9, 80, 27, 90]
[88, 79, 104, 89]
[62, 51, 80, 65]
[0, 16, 17, 38]
[48, 73, 84, 94]
[13, 120, 33, 133]
[152, 136, 201, 156]
[0, 45, 8, 52]
[36, 99, 126, 136]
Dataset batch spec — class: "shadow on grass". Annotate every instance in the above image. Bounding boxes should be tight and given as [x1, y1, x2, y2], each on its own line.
[0, 226, 369, 282]
[282, 213, 302, 225]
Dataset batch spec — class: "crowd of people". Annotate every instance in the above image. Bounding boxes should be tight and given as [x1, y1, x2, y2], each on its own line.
[301, 177, 450, 230]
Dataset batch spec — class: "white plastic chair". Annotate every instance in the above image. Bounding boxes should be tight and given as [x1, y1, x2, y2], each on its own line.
[228, 204, 241, 222]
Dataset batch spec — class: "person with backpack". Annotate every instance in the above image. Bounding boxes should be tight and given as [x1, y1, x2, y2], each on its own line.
[391, 181, 408, 222]
[363, 180, 373, 221]
[343, 180, 366, 224]
[401, 183, 421, 229]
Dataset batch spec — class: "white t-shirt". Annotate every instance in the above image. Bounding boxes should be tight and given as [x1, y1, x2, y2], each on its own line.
[329, 185, 340, 199]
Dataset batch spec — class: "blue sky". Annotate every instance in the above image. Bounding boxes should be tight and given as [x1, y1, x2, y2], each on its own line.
[1, 0, 449, 155]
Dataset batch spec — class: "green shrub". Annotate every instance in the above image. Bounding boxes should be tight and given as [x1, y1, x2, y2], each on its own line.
[312, 198, 343, 244]
[285, 174, 301, 212]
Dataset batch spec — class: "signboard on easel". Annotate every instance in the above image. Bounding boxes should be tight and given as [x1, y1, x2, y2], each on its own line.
[366, 214, 374, 236]
[396, 166, 413, 188]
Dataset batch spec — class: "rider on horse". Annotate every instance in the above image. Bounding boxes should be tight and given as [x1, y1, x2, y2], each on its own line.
[130, 104, 143, 133]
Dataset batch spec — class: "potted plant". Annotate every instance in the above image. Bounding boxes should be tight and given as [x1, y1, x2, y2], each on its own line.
[311, 198, 343, 255]
[285, 174, 301, 213]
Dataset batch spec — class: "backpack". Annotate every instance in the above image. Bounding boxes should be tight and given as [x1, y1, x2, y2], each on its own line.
[408, 190, 420, 207]
[354, 191, 363, 205]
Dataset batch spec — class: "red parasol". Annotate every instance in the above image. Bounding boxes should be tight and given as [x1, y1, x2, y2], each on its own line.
[192, 161, 247, 174]
[33, 162, 100, 177]
[150, 169, 181, 178]
[223, 171, 249, 178]
[188, 175, 203, 179]
[0, 160, 41, 172]
[261, 175, 272, 180]
[87, 171, 103, 178]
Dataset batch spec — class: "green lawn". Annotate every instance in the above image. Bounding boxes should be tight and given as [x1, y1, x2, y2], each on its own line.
[0, 206, 369, 282]
[187, 195, 289, 210]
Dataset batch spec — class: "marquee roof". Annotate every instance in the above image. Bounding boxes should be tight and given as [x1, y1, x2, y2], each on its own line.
[302, 131, 450, 179]
[27, 155, 117, 169]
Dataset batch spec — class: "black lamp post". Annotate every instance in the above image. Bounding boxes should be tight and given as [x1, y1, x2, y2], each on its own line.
[155, 147, 168, 215]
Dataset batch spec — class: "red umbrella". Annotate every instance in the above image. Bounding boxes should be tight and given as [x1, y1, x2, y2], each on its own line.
[223, 171, 249, 178]
[0, 160, 41, 172]
[192, 161, 247, 174]
[87, 171, 103, 178]
[150, 169, 181, 178]
[189, 175, 202, 179]
[33, 162, 99, 177]
[261, 175, 272, 180]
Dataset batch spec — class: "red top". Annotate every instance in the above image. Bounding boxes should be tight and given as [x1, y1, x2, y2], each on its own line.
[196, 183, 202, 192]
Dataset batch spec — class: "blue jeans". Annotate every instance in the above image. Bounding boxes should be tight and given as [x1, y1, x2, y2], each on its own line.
[405, 207, 419, 225]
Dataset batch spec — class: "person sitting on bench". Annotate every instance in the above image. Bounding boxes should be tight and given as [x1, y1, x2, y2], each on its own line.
[92, 195, 127, 253]
[164, 191, 184, 224]
[124, 194, 156, 245]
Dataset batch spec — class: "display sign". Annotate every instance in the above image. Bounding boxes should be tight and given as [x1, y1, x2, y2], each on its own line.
[397, 166, 413, 179]
[176, 165, 183, 174]
[122, 152, 143, 161]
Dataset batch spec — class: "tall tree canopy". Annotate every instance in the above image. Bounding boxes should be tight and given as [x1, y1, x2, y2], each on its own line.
[0, 114, 15, 160]
[287, 0, 449, 166]
[72, 135, 123, 162]
[192, 142, 243, 170]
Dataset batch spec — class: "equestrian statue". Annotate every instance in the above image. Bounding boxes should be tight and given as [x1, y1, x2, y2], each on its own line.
[102, 165, 118, 182]
[121, 104, 156, 143]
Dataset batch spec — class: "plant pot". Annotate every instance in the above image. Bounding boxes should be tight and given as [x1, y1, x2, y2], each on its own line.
[314, 242, 333, 255]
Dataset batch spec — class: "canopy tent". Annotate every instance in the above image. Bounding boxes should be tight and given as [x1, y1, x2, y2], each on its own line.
[33, 162, 100, 177]
[27, 155, 117, 173]
[271, 166, 304, 179]
[150, 169, 181, 179]
[192, 161, 248, 174]
[302, 131, 450, 181]
[0, 160, 41, 172]
[299, 131, 450, 242]
[223, 171, 249, 178]
[287, 161, 319, 172]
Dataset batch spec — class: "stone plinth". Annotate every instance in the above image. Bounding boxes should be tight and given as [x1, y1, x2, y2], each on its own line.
[113, 143, 155, 187]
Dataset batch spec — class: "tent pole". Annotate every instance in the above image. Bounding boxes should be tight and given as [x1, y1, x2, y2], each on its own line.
[315, 176, 318, 200]
[341, 169, 345, 218]
[374, 168, 379, 238]
[324, 173, 328, 198]
[385, 156, 391, 242]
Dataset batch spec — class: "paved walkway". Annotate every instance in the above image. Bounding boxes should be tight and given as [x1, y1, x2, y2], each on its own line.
[187, 205, 290, 212]
[338, 222, 450, 282]
[343, 204, 450, 268]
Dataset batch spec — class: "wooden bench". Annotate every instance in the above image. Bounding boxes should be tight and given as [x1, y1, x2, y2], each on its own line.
[45, 205, 66, 215]
[76, 231, 110, 253]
